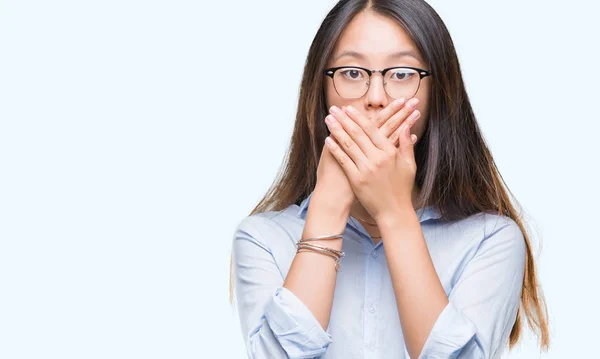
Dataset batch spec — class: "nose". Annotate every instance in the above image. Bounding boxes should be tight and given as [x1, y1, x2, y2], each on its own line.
[365, 72, 389, 109]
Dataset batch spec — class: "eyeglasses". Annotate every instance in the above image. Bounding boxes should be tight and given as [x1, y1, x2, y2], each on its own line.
[324, 66, 431, 100]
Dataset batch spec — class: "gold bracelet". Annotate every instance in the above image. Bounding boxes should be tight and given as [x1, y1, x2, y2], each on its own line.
[300, 233, 344, 241]
[297, 242, 344, 258]
[296, 246, 344, 271]
[297, 248, 342, 272]
[297, 247, 341, 261]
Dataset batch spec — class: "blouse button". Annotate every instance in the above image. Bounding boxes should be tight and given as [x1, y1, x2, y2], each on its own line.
[371, 250, 379, 258]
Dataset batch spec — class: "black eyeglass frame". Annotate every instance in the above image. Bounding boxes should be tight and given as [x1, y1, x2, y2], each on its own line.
[323, 66, 432, 99]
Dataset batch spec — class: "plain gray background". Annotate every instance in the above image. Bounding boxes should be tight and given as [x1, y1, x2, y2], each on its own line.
[1, 0, 598, 358]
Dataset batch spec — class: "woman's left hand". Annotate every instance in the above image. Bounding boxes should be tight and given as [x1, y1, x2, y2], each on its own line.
[324, 103, 421, 221]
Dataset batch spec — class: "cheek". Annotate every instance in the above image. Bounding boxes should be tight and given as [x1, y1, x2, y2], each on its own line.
[325, 83, 338, 108]
[411, 94, 430, 139]
[325, 81, 358, 110]
[410, 112, 428, 140]
[325, 82, 346, 107]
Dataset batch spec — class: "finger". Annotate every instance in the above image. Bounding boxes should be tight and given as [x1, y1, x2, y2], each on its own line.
[325, 113, 369, 170]
[343, 99, 407, 151]
[395, 109, 421, 155]
[401, 122, 418, 161]
[329, 106, 378, 162]
[324, 136, 360, 179]
[382, 97, 421, 146]
[375, 97, 407, 128]
[343, 105, 391, 153]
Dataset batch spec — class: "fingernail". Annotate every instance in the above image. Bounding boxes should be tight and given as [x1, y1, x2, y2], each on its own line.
[325, 115, 333, 125]
[407, 110, 421, 122]
[330, 106, 340, 113]
[411, 134, 418, 144]
[407, 98, 420, 108]
[345, 105, 355, 113]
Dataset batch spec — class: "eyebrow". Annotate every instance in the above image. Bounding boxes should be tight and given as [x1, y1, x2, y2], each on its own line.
[333, 50, 422, 63]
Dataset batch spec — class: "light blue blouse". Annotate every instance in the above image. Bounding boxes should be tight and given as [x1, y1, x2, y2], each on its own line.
[231, 190, 526, 358]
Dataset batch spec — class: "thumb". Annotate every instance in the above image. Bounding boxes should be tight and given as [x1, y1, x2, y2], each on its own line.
[399, 123, 417, 159]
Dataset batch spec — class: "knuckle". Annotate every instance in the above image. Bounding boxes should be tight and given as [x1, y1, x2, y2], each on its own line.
[377, 111, 390, 125]
[402, 108, 413, 119]
[357, 175, 368, 186]
[365, 163, 376, 173]
[395, 127, 403, 140]
[342, 138, 354, 150]
[348, 126, 361, 137]
[364, 122, 376, 133]
[381, 122, 390, 134]
[383, 118, 398, 136]
[381, 156, 390, 165]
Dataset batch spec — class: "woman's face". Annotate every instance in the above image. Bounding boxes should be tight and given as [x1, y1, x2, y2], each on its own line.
[325, 10, 431, 143]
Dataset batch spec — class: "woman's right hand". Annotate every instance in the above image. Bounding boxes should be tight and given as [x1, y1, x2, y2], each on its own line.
[314, 98, 420, 210]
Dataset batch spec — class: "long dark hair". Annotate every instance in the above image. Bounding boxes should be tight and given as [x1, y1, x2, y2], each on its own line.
[230, 0, 550, 352]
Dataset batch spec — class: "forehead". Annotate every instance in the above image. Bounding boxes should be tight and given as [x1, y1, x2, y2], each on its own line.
[332, 10, 423, 65]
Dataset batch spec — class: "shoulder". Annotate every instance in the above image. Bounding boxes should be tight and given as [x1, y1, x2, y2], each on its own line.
[232, 204, 305, 252]
[428, 212, 527, 270]
[430, 212, 527, 291]
[480, 213, 526, 251]
[455, 212, 527, 262]
[231, 205, 304, 277]
[441, 211, 524, 244]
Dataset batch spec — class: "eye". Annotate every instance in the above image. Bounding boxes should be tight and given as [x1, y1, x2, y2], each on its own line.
[340, 69, 364, 81]
[389, 70, 416, 81]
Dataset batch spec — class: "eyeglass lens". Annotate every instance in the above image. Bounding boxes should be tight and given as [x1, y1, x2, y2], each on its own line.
[332, 67, 422, 99]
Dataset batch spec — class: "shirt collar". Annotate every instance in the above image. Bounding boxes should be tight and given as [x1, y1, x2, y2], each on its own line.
[296, 190, 441, 223]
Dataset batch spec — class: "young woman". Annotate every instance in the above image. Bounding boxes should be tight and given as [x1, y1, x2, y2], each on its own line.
[230, 1, 550, 358]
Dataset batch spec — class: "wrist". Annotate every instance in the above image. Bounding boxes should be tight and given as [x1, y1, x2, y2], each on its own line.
[312, 187, 353, 213]
[375, 202, 416, 230]
[303, 189, 351, 241]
